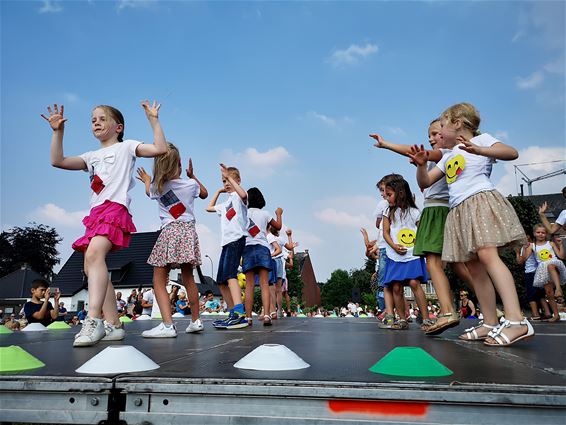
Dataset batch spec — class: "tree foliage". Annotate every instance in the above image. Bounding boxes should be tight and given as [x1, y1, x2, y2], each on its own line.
[0, 223, 62, 279]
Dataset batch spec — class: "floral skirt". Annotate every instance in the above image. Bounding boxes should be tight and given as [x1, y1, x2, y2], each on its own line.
[147, 221, 201, 268]
[442, 190, 526, 263]
[72, 200, 136, 252]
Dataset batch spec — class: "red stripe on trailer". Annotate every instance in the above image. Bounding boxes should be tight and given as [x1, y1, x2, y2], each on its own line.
[328, 400, 429, 416]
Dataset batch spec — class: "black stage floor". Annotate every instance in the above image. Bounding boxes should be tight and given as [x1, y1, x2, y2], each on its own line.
[2, 317, 566, 424]
[2, 317, 565, 384]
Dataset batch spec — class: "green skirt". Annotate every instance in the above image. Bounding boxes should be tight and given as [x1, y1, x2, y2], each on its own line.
[413, 206, 449, 256]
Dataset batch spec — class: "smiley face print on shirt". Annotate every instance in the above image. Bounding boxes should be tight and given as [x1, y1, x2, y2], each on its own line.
[397, 228, 416, 247]
[445, 154, 466, 184]
[538, 249, 553, 261]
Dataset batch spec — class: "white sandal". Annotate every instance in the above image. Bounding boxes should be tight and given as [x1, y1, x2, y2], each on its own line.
[458, 322, 497, 341]
[484, 318, 534, 347]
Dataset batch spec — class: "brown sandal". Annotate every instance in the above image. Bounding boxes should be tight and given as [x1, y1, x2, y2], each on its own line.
[426, 312, 460, 336]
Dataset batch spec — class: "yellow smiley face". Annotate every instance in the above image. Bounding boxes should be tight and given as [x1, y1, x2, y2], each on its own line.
[445, 154, 466, 184]
[397, 228, 416, 247]
[539, 249, 553, 261]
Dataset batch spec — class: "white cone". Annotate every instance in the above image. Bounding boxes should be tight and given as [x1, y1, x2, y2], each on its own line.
[234, 344, 310, 371]
[172, 312, 184, 318]
[22, 323, 47, 332]
[135, 314, 151, 320]
[76, 345, 160, 374]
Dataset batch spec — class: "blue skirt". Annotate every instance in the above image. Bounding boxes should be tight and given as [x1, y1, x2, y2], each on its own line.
[383, 257, 428, 287]
[242, 244, 273, 273]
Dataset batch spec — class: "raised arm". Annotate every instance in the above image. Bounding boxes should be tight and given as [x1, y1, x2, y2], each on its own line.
[460, 140, 518, 161]
[220, 164, 247, 202]
[135, 167, 152, 197]
[284, 228, 298, 251]
[271, 208, 283, 230]
[552, 237, 565, 260]
[538, 203, 563, 234]
[271, 241, 282, 257]
[409, 145, 444, 189]
[135, 100, 168, 158]
[370, 134, 443, 162]
[42, 104, 87, 170]
[186, 158, 208, 199]
[206, 188, 225, 213]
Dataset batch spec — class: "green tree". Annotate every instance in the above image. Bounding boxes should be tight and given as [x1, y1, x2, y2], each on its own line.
[0, 223, 61, 279]
[286, 260, 304, 300]
[321, 269, 352, 309]
[507, 195, 539, 237]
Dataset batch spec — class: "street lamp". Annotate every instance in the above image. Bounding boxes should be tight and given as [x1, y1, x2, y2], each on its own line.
[205, 254, 214, 278]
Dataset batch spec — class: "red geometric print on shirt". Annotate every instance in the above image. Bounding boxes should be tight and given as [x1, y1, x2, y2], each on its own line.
[226, 201, 236, 221]
[248, 219, 260, 237]
[169, 203, 187, 219]
[90, 174, 105, 195]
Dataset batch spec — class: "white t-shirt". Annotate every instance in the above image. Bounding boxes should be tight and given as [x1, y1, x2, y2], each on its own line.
[268, 233, 287, 259]
[383, 207, 421, 262]
[423, 149, 451, 205]
[436, 133, 498, 208]
[150, 179, 200, 228]
[532, 241, 558, 266]
[142, 290, 154, 315]
[266, 233, 280, 255]
[80, 139, 142, 210]
[555, 210, 566, 227]
[214, 192, 248, 246]
[245, 208, 273, 249]
[373, 199, 390, 249]
[521, 246, 537, 274]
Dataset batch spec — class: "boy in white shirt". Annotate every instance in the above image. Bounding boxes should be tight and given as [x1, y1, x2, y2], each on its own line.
[206, 165, 249, 329]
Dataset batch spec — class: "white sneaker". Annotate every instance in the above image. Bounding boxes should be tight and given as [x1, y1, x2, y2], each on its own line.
[73, 317, 106, 347]
[142, 322, 177, 338]
[102, 322, 126, 341]
[185, 318, 204, 333]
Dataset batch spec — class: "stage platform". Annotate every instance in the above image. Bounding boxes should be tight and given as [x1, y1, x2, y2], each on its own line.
[1, 317, 565, 424]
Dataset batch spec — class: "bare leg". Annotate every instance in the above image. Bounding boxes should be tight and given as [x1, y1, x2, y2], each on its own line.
[547, 264, 564, 298]
[392, 283, 405, 320]
[540, 298, 551, 317]
[102, 280, 120, 325]
[408, 279, 429, 322]
[258, 269, 271, 318]
[181, 265, 200, 322]
[227, 278, 243, 306]
[465, 258, 498, 327]
[384, 286, 395, 316]
[528, 301, 540, 318]
[153, 267, 173, 324]
[426, 253, 455, 315]
[83, 236, 113, 319]
[283, 291, 291, 313]
[269, 284, 276, 314]
[276, 278, 283, 312]
[543, 283, 559, 320]
[244, 273, 255, 318]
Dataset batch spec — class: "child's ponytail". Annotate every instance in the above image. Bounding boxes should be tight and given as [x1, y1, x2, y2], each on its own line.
[152, 142, 181, 194]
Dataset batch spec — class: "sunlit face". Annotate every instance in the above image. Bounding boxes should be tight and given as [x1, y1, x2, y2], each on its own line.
[91, 108, 123, 142]
[384, 187, 396, 206]
[440, 117, 459, 147]
[534, 227, 547, 242]
[31, 286, 48, 300]
[428, 122, 443, 150]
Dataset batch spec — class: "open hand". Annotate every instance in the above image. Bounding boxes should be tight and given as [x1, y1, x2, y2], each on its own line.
[219, 163, 229, 179]
[41, 104, 68, 131]
[141, 100, 161, 120]
[459, 138, 483, 155]
[136, 167, 151, 184]
[539, 202, 548, 215]
[286, 228, 292, 236]
[394, 244, 408, 255]
[186, 158, 194, 178]
[369, 134, 386, 149]
[408, 144, 429, 166]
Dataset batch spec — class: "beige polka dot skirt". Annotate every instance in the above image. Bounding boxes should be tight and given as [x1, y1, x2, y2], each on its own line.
[442, 190, 527, 263]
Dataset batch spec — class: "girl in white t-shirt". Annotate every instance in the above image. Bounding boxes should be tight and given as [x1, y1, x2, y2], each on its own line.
[382, 177, 429, 330]
[243, 188, 283, 325]
[42, 101, 167, 347]
[522, 225, 565, 322]
[137, 143, 209, 337]
[412, 102, 532, 346]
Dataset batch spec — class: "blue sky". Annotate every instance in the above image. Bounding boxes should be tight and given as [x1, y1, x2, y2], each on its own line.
[1, 0, 565, 282]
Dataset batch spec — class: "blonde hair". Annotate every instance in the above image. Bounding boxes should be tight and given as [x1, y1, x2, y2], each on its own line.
[441, 103, 481, 137]
[93, 105, 125, 142]
[226, 166, 241, 181]
[152, 142, 181, 194]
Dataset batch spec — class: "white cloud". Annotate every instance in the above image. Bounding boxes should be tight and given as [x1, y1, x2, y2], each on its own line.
[328, 43, 378, 67]
[117, 0, 156, 12]
[384, 126, 406, 137]
[30, 203, 88, 229]
[315, 208, 374, 229]
[495, 146, 566, 196]
[514, 2, 565, 51]
[289, 228, 322, 248]
[494, 130, 509, 141]
[543, 58, 565, 74]
[63, 93, 81, 104]
[305, 111, 353, 128]
[516, 71, 544, 90]
[221, 146, 292, 178]
[39, 1, 63, 13]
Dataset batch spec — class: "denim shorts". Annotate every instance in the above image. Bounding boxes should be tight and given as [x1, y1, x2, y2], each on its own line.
[217, 236, 246, 284]
[242, 244, 273, 274]
[275, 257, 285, 279]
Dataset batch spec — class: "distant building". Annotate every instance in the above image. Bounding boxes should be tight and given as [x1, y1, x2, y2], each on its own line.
[523, 193, 566, 230]
[0, 265, 47, 316]
[294, 250, 321, 307]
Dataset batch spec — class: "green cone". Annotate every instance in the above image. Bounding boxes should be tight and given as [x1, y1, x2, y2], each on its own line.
[119, 316, 133, 323]
[297, 313, 306, 317]
[0, 346, 45, 372]
[153, 313, 162, 319]
[47, 321, 71, 330]
[0, 325, 14, 334]
[369, 347, 453, 377]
